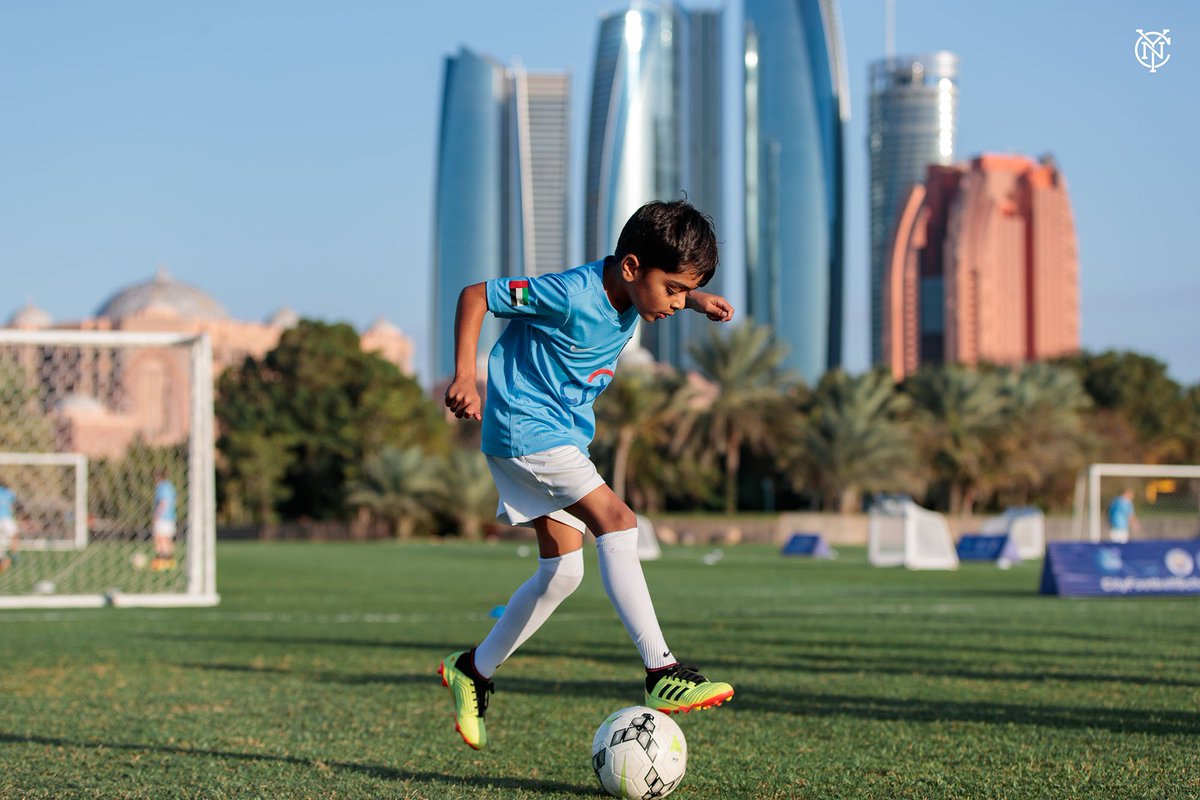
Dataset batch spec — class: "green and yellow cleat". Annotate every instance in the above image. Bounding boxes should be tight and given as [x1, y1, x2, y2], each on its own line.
[645, 663, 734, 715]
[438, 650, 494, 750]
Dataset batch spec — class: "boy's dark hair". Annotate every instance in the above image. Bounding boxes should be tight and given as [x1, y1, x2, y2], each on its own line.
[614, 200, 718, 286]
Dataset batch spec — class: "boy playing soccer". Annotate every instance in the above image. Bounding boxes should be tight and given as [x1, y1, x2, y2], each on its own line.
[439, 200, 735, 750]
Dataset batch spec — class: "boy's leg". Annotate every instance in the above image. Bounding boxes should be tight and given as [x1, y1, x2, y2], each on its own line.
[566, 484, 734, 713]
[473, 516, 585, 677]
[440, 515, 585, 749]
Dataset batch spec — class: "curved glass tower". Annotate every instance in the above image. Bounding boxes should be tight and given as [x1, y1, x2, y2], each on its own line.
[744, 0, 848, 384]
[585, 2, 723, 368]
[868, 52, 958, 366]
[432, 49, 570, 381]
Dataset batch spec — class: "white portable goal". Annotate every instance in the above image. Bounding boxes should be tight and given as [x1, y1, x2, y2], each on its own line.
[0, 330, 218, 608]
[635, 514, 662, 561]
[869, 499, 959, 569]
[979, 507, 1045, 559]
[1074, 463, 1200, 543]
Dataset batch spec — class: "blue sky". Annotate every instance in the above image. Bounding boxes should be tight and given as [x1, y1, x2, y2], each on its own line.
[1, 1, 1195, 386]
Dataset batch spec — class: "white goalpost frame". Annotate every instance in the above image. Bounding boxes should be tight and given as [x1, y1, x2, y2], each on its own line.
[1081, 463, 1200, 543]
[0, 330, 219, 608]
[869, 499, 959, 570]
[0, 452, 88, 550]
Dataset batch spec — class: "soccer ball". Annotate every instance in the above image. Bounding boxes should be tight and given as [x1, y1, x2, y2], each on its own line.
[130, 552, 149, 570]
[591, 706, 686, 799]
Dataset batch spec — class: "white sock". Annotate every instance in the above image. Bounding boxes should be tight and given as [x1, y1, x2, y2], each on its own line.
[596, 528, 674, 670]
[473, 549, 585, 679]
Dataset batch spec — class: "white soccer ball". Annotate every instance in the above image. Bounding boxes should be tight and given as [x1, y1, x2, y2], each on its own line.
[591, 706, 686, 799]
[34, 580, 55, 594]
[131, 552, 149, 570]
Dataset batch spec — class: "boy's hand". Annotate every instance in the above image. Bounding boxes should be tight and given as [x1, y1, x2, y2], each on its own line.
[686, 291, 735, 322]
[445, 376, 483, 421]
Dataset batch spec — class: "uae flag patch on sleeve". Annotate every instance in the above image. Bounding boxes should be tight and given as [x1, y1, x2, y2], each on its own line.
[510, 279, 530, 307]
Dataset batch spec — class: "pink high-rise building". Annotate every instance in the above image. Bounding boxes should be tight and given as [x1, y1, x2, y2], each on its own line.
[883, 154, 1080, 380]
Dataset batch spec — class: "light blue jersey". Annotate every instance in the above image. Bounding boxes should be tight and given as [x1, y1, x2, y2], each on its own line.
[155, 480, 176, 523]
[0, 486, 13, 520]
[482, 260, 639, 458]
[1108, 494, 1133, 529]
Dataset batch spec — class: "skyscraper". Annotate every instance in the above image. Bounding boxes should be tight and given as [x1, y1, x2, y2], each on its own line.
[744, 0, 849, 384]
[883, 154, 1080, 379]
[584, 1, 723, 368]
[868, 52, 958, 366]
[432, 49, 570, 381]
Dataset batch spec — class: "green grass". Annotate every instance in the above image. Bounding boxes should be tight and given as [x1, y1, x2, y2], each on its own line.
[1, 541, 1198, 799]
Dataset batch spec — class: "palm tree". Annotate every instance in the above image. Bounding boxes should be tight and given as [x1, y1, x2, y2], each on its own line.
[904, 366, 1008, 514]
[786, 369, 922, 513]
[993, 363, 1092, 507]
[430, 447, 497, 540]
[594, 364, 710, 504]
[688, 322, 795, 513]
[347, 447, 438, 539]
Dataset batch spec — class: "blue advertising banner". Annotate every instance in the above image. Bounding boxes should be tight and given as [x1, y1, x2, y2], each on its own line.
[957, 533, 1021, 563]
[1040, 540, 1200, 597]
[781, 533, 833, 558]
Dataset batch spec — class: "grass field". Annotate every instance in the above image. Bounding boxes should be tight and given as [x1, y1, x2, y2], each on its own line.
[2, 541, 1198, 799]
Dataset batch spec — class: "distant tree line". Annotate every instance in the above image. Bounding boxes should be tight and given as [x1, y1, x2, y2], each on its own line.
[212, 319, 1200, 535]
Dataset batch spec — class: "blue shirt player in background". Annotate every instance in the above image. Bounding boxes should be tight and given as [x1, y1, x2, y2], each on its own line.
[438, 200, 736, 750]
[0, 483, 17, 574]
[152, 471, 177, 571]
[1107, 487, 1139, 544]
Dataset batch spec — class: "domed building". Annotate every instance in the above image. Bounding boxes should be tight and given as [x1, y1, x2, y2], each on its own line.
[3, 268, 414, 457]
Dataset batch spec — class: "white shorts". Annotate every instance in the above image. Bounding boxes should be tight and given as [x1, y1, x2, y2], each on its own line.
[486, 445, 606, 534]
[1110, 527, 1129, 544]
[0, 518, 15, 551]
[154, 519, 177, 538]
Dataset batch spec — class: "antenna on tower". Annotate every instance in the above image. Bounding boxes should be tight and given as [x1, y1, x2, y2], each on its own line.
[885, 0, 895, 60]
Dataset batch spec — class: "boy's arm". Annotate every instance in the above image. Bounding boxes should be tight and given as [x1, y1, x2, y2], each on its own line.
[444, 283, 488, 421]
[685, 290, 735, 322]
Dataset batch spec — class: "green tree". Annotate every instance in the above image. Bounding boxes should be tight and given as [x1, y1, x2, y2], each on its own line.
[347, 446, 438, 539]
[905, 366, 1008, 514]
[688, 322, 794, 513]
[786, 369, 921, 513]
[429, 448, 497, 540]
[216, 320, 447, 521]
[991, 363, 1092, 508]
[593, 365, 718, 512]
[1057, 350, 1190, 462]
[0, 358, 55, 451]
[216, 430, 295, 525]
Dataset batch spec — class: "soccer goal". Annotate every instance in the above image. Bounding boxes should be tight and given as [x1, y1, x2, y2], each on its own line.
[868, 498, 959, 569]
[1074, 463, 1200, 543]
[0, 330, 218, 608]
[978, 507, 1045, 559]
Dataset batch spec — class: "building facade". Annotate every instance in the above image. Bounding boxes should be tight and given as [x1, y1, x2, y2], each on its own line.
[868, 52, 958, 366]
[2, 269, 413, 457]
[744, 0, 848, 384]
[432, 48, 571, 381]
[584, 1, 723, 368]
[883, 154, 1080, 379]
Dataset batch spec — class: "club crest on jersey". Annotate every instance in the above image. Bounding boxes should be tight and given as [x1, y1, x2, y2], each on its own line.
[510, 279, 530, 307]
[559, 368, 614, 407]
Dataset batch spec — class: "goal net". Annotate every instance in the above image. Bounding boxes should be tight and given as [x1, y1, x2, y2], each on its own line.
[0, 330, 218, 608]
[1074, 463, 1200, 543]
[869, 498, 959, 569]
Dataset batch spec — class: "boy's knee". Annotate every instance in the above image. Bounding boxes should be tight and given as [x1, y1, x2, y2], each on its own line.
[536, 549, 584, 599]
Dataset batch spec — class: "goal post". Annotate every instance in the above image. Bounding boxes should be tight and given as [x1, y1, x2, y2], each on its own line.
[868, 498, 959, 570]
[0, 330, 218, 608]
[0, 452, 88, 550]
[1075, 463, 1200, 543]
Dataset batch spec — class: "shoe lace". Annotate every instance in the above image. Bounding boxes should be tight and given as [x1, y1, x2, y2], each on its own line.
[666, 663, 707, 685]
[472, 678, 495, 717]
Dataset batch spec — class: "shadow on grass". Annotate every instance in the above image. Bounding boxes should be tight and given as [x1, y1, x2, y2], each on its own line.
[0, 732, 598, 796]
[178, 662, 638, 704]
[733, 685, 1200, 736]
